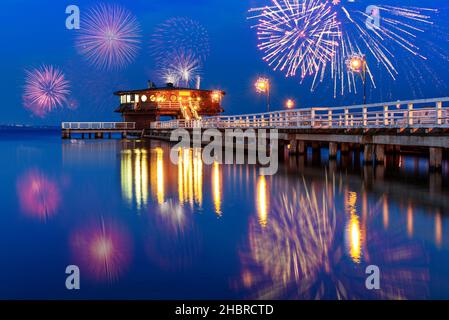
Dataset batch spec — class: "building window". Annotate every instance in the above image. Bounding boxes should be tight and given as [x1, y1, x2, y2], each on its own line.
[135, 94, 140, 103]
[126, 95, 131, 103]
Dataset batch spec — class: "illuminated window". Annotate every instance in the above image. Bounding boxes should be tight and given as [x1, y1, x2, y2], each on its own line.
[120, 95, 126, 104]
[126, 95, 131, 103]
[135, 94, 140, 103]
[141, 95, 147, 102]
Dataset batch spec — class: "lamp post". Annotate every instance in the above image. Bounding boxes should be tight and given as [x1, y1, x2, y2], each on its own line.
[255, 77, 271, 112]
[347, 54, 367, 105]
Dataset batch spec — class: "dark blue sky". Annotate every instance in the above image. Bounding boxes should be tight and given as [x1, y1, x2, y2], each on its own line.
[1, 0, 449, 125]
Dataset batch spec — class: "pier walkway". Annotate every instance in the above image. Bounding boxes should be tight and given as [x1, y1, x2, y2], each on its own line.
[148, 97, 449, 170]
[61, 122, 141, 139]
[62, 97, 449, 170]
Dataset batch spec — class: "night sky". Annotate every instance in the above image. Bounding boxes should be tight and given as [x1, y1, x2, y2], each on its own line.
[1, 0, 449, 125]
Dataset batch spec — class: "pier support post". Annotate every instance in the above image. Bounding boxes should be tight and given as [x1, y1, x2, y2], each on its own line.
[340, 143, 349, 155]
[363, 144, 373, 165]
[375, 144, 385, 165]
[289, 140, 298, 155]
[329, 142, 338, 160]
[297, 141, 306, 155]
[429, 147, 443, 171]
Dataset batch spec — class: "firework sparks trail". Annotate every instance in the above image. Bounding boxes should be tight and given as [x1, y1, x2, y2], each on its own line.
[249, 0, 437, 97]
[23, 65, 70, 117]
[249, 0, 341, 90]
[75, 4, 141, 71]
[159, 50, 202, 87]
[150, 17, 210, 64]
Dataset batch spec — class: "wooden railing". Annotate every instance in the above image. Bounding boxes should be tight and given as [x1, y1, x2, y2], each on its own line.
[150, 97, 449, 130]
[62, 122, 136, 130]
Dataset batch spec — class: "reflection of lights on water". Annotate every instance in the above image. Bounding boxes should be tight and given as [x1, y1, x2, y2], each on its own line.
[159, 200, 186, 234]
[121, 150, 133, 204]
[178, 148, 203, 207]
[70, 219, 132, 282]
[383, 195, 389, 229]
[407, 202, 414, 237]
[16, 170, 60, 220]
[344, 189, 363, 263]
[347, 214, 362, 264]
[193, 149, 203, 206]
[345, 190, 357, 215]
[435, 211, 442, 248]
[257, 176, 268, 227]
[120, 149, 149, 209]
[241, 175, 430, 299]
[156, 147, 164, 205]
[212, 161, 222, 216]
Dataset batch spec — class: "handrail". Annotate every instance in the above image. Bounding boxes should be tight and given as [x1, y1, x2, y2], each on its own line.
[150, 97, 449, 130]
[61, 122, 136, 130]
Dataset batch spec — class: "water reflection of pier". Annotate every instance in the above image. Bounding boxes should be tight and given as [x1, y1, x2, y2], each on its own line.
[119, 141, 223, 215]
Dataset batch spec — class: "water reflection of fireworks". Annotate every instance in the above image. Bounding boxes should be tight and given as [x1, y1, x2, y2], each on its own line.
[16, 169, 61, 220]
[146, 201, 200, 271]
[70, 218, 132, 282]
[240, 175, 429, 299]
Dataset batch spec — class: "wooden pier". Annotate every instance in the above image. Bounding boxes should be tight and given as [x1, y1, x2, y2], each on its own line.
[148, 97, 449, 171]
[61, 122, 142, 139]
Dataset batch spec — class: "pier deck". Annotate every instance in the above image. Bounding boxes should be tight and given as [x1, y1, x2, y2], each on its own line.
[147, 97, 449, 170]
[61, 122, 142, 139]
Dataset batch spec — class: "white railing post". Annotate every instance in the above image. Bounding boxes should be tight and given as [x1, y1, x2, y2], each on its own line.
[383, 105, 389, 126]
[408, 103, 414, 126]
[311, 108, 316, 128]
[363, 106, 367, 127]
[344, 108, 349, 127]
[436, 101, 443, 125]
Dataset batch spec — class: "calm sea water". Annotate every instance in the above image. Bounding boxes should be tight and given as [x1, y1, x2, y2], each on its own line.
[1, 129, 449, 299]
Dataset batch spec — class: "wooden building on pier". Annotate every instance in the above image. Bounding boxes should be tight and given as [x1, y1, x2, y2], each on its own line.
[114, 82, 225, 129]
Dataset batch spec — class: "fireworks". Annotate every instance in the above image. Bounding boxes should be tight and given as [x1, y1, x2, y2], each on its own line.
[150, 17, 210, 64]
[159, 50, 202, 87]
[249, 0, 340, 85]
[150, 17, 208, 86]
[16, 169, 61, 220]
[23, 65, 70, 117]
[249, 0, 437, 96]
[75, 4, 141, 70]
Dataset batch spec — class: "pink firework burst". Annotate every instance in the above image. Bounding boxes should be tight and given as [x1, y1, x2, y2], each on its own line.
[75, 4, 141, 70]
[23, 65, 70, 117]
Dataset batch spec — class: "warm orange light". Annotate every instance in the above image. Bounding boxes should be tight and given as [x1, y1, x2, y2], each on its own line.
[255, 77, 269, 94]
[211, 91, 222, 102]
[286, 99, 295, 109]
[348, 55, 365, 73]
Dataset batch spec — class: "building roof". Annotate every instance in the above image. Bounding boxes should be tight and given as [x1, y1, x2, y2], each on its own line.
[114, 84, 226, 96]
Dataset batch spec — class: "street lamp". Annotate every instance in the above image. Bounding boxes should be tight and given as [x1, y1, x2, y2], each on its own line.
[285, 99, 295, 109]
[255, 77, 271, 112]
[347, 54, 367, 105]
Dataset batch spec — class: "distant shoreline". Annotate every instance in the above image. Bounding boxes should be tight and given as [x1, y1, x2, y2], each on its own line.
[0, 125, 59, 131]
